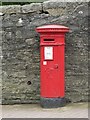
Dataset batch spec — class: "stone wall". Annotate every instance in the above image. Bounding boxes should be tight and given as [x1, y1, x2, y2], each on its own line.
[0, 1, 89, 104]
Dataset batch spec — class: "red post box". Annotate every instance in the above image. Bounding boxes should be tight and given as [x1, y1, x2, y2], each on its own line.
[36, 25, 69, 108]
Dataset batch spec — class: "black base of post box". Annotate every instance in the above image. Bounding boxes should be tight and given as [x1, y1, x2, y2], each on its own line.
[40, 97, 66, 108]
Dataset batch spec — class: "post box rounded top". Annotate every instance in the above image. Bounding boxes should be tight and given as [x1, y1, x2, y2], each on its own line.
[36, 24, 69, 33]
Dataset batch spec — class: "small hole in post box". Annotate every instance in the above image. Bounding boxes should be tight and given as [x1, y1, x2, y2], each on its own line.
[44, 39, 54, 42]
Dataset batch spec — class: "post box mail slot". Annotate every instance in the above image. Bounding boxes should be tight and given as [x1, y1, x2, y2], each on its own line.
[44, 39, 54, 42]
[36, 24, 69, 108]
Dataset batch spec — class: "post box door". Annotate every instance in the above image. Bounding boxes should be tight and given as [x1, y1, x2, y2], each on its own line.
[41, 45, 62, 98]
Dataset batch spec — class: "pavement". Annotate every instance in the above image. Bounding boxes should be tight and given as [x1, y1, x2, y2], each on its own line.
[0, 102, 89, 119]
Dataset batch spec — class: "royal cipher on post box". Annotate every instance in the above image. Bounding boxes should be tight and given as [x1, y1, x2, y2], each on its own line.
[36, 25, 69, 108]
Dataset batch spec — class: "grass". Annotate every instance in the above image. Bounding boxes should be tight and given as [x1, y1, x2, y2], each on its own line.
[0, 0, 47, 6]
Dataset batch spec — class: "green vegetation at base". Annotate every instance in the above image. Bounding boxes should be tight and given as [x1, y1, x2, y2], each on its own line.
[0, 0, 46, 6]
[0, 1, 2, 5]
[1, 2, 32, 5]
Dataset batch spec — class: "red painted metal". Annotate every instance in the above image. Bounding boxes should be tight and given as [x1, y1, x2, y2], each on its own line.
[36, 25, 69, 98]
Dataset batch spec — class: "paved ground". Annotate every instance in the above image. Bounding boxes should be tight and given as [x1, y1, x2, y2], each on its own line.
[0, 102, 89, 118]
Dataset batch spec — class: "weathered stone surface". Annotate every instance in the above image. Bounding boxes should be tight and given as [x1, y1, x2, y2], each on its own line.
[43, 1, 66, 9]
[16, 31, 23, 38]
[1, 2, 89, 104]
[22, 3, 42, 13]
[43, 1, 67, 16]
[0, 5, 21, 14]
[25, 38, 36, 45]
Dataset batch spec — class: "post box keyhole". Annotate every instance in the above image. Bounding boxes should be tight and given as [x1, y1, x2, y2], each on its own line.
[54, 64, 58, 69]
